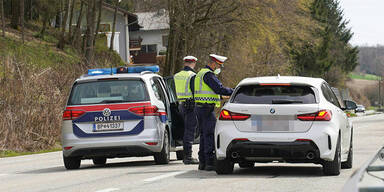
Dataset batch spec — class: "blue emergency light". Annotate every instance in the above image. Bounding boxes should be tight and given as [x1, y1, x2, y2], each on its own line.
[87, 65, 159, 76]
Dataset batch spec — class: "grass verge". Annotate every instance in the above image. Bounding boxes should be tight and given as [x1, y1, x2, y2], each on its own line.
[0, 144, 61, 158]
[349, 72, 381, 81]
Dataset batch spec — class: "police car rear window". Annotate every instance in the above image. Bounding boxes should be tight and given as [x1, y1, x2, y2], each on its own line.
[232, 84, 317, 104]
[68, 80, 149, 105]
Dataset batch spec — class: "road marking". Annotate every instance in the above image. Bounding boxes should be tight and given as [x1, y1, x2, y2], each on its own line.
[94, 188, 120, 192]
[143, 171, 187, 182]
[0, 174, 9, 177]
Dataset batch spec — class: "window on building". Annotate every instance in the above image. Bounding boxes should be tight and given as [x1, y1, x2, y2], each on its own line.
[140, 44, 157, 53]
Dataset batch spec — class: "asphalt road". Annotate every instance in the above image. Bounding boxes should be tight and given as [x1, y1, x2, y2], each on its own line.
[1, 114, 384, 192]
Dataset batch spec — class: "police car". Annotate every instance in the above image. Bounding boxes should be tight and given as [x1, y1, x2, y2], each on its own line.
[215, 76, 356, 175]
[61, 66, 186, 169]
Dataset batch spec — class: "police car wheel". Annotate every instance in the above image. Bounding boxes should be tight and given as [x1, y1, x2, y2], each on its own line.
[63, 156, 81, 170]
[176, 150, 184, 160]
[215, 158, 234, 174]
[154, 129, 170, 164]
[93, 157, 107, 165]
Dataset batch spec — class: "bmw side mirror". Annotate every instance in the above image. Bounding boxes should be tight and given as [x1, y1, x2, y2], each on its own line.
[344, 100, 357, 110]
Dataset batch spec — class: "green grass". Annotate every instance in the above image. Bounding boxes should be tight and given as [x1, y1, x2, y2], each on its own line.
[0, 36, 81, 69]
[349, 72, 381, 81]
[0, 147, 61, 158]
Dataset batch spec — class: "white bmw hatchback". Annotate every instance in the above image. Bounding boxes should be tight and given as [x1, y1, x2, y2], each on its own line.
[215, 76, 356, 175]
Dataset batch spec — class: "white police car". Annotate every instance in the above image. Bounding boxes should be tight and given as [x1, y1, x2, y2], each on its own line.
[61, 66, 186, 169]
[215, 76, 356, 175]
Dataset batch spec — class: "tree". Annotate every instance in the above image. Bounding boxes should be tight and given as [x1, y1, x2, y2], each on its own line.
[11, 0, 20, 29]
[1, 0, 5, 37]
[68, 0, 76, 41]
[94, 0, 103, 46]
[58, 0, 70, 49]
[109, 0, 118, 51]
[84, 0, 97, 63]
[20, 0, 24, 43]
[72, 0, 84, 46]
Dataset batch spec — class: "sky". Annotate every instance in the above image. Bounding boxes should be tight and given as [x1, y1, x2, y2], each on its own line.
[339, 0, 384, 46]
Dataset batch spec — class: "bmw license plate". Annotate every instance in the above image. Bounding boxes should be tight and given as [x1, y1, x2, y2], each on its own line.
[93, 122, 124, 132]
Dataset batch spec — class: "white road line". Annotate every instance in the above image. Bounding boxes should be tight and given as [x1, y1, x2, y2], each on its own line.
[0, 174, 9, 177]
[143, 171, 187, 182]
[94, 188, 120, 192]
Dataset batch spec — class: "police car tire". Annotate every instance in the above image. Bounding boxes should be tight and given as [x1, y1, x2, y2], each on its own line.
[93, 157, 107, 165]
[154, 129, 170, 164]
[322, 136, 341, 176]
[63, 156, 81, 170]
[176, 150, 184, 160]
[342, 130, 353, 169]
[215, 158, 234, 174]
[239, 162, 254, 168]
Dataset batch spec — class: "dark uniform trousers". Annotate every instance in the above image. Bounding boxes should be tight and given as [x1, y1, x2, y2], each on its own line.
[196, 104, 216, 166]
[178, 103, 198, 157]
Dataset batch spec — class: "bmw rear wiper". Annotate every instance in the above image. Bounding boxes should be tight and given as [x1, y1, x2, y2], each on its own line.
[100, 100, 124, 104]
[272, 100, 303, 104]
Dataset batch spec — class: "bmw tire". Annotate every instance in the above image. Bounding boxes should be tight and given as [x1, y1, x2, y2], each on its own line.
[63, 156, 81, 170]
[216, 158, 234, 174]
[154, 129, 170, 164]
[322, 137, 341, 176]
[342, 132, 353, 169]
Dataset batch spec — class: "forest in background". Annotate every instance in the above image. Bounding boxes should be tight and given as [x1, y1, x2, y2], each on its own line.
[0, 0, 359, 152]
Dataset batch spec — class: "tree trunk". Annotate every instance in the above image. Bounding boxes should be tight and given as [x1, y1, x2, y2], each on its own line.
[1, 0, 5, 37]
[11, 0, 19, 29]
[55, 1, 62, 28]
[58, 0, 70, 49]
[109, 0, 118, 51]
[29, 0, 32, 20]
[40, 16, 48, 37]
[93, 0, 103, 46]
[68, 0, 75, 41]
[20, 0, 24, 43]
[72, 0, 83, 46]
[85, 0, 96, 64]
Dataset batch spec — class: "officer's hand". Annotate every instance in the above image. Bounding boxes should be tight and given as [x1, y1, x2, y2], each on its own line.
[222, 96, 230, 99]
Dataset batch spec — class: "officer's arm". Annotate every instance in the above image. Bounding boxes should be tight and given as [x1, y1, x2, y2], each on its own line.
[203, 72, 233, 96]
[190, 75, 195, 93]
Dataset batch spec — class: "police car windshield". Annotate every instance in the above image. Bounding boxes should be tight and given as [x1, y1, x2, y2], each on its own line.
[232, 85, 316, 104]
[68, 80, 149, 105]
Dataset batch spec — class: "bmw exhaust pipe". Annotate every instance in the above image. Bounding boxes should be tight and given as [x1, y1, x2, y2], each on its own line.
[306, 152, 315, 160]
[231, 152, 239, 159]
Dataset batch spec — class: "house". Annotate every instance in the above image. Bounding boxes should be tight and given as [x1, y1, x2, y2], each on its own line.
[71, 2, 141, 63]
[129, 10, 169, 64]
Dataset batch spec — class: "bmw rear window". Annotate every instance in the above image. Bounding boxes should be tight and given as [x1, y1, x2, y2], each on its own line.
[231, 84, 317, 104]
[68, 80, 149, 105]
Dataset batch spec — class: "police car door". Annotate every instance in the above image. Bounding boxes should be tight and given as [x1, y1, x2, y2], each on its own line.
[163, 76, 186, 144]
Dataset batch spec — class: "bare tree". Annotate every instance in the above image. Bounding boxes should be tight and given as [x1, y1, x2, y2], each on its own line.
[85, 0, 96, 63]
[94, 0, 103, 46]
[68, 0, 76, 41]
[20, 0, 24, 43]
[58, 0, 70, 49]
[72, 0, 84, 46]
[1, 0, 5, 37]
[109, 0, 118, 51]
[11, 0, 20, 29]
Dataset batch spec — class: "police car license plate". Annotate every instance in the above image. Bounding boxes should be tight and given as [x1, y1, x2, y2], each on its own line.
[93, 122, 124, 132]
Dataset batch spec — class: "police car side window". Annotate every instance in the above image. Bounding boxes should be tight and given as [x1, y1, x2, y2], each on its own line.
[151, 79, 162, 101]
[154, 79, 167, 104]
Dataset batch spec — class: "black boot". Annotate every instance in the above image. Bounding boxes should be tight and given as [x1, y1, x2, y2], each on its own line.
[204, 164, 215, 171]
[183, 155, 199, 165]
[198, 163, 205, 170]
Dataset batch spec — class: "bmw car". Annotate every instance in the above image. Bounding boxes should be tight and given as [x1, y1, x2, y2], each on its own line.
[214, 76, 356, 175]
[61, 66, 187, 169]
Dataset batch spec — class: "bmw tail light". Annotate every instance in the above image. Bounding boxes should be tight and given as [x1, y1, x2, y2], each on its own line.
[62, 110, 85, 120]
[129, 105, 160, 116]
[297, 110, 332, 121]
[219, 109, 250, 121]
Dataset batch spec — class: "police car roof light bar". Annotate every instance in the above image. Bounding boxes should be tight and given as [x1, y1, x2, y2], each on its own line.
[87, 65, 160, 76]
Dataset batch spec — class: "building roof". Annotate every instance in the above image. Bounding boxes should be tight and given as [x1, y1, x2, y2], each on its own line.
[102, 2, 141, 31]
[135, 10, 169, 31]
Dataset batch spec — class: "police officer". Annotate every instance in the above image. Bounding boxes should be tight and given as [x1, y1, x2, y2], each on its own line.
[194, 54, 233, 171]
[174, 56, 199, 164]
